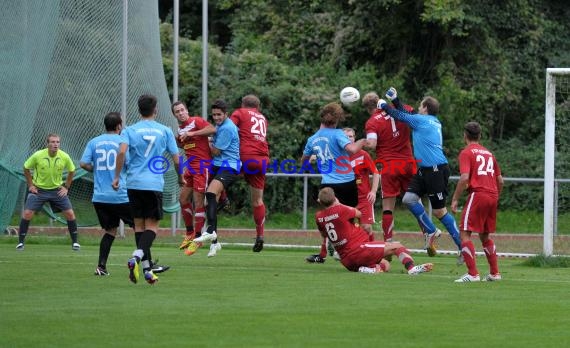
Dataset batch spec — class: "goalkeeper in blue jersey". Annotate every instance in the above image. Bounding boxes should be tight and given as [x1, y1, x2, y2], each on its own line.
[377, 88, 462, 261]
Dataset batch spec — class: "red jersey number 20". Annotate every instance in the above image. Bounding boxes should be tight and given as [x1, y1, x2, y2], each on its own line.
[250, 116, 267, 137]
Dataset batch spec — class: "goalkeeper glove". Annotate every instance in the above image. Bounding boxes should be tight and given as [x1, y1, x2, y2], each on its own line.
[377, 99, 388, 109]
[385, 87, 398, 101]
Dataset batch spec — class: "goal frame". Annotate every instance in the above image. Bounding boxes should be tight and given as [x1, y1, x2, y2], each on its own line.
[544, 68, 570, 256]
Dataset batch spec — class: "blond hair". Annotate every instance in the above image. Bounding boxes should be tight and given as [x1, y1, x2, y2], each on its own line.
[242, 94, 260, 109]
[362, 92, 379, 114]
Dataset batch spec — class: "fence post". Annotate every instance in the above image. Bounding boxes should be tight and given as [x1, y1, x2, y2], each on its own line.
[302, 175, 308, 230]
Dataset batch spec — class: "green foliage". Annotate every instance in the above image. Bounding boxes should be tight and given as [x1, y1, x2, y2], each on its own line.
[490, 137, 545, 210]
[159, 0, 570, 214]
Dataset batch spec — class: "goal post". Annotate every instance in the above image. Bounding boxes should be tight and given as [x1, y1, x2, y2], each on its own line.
[544, 68, 570, 256]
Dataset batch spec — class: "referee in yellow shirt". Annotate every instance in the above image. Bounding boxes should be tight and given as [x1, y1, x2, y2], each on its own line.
[16, 133, 80, 251]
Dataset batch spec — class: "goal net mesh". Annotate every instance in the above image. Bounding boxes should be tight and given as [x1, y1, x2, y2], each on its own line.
[0, 0, 179, 230]
[552, 71, 570, 255]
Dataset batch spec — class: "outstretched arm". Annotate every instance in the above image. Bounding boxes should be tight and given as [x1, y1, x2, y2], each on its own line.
[345, 138, 367, 155]
[385, 87, 406, 112]
[182, 124, 216, 141]
[378, 99, 420, 128]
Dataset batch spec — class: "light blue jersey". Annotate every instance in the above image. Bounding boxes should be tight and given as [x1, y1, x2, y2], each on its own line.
[212, 118, 240, 170]
[303, 128, 354, 184]
[81, 134, 129, 203]
[120, 120, 179, 191]
[384, 108, 448, 167]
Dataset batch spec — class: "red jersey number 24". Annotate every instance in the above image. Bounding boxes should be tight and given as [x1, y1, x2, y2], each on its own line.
[476, 154, 495, 176]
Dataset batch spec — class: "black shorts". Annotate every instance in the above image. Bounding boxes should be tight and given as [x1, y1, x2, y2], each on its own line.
[211, 166, 240, 189]
[407, 164, 450, 210]
[93, 202, 134, 230]
[320, 180, 358, 208]
[127, 189, 163, 221]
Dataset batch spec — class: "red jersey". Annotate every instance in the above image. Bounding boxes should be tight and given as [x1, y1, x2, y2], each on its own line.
[458, 143, 502, 197]
[350, 150, 373, 200]
[177, 116, 212, 169]
[230, 107, 269, 158]
[365, 109, 413, 161]
[315, 204, 370, 259]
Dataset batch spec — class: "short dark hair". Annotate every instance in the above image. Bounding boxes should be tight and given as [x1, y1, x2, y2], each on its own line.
[104, 112, 122, 131]
[138, 94, 157, 117]
[421, 96, 439, 115]
[464, 121, 482, 141]
[211, 99, 227, 113]
[171, 100, 187, 113]
[242, 94, 260, 108]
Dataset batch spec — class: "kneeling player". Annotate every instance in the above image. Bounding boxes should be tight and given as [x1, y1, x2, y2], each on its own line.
[314, 187, 433, 275]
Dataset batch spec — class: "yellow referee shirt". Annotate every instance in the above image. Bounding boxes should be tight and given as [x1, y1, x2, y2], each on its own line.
[24, 149, 76, 189]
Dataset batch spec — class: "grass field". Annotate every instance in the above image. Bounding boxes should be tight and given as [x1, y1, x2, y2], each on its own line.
[10, 207, 570, 234]
[1, 237, 570, 347]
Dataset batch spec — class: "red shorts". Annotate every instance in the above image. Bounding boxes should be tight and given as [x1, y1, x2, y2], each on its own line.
[241, 156, 268, 189]
[183, 168, 209, 192]
[340, 242, 386, 272]
[356, 199, 374, 225]
[380, 160, 415, 198]
[460, 192, 498, 233]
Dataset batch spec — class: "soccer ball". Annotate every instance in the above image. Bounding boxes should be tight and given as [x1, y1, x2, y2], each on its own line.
[340, 86, 360, 106]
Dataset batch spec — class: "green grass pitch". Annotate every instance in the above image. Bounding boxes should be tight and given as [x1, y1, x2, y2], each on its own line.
[1, 239, 570, 347]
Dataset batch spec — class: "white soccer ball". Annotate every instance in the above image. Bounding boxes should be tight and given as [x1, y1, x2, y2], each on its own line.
[340, 87, 360, 106]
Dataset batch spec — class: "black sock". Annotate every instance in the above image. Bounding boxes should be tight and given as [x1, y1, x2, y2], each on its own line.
[139, 230, 156, 267]
[18, 219, 30, 244]
[98, 233, 115, 268]
[134, 231, 143, 249]
[146, 249, 152, 265]
[67, 220, 78, 243]
[206, 192, 218, 231]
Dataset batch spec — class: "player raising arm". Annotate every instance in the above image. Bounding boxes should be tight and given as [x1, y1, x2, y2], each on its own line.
[377, 89, 462, 261]
[363, 90, 424, 243]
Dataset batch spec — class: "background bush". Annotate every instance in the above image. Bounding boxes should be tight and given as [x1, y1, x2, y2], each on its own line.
[159, 0, 570, 214]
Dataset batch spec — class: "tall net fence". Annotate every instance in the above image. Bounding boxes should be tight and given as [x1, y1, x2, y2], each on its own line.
[0, 0, 179, 231]
[552, 70, 570, 255]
